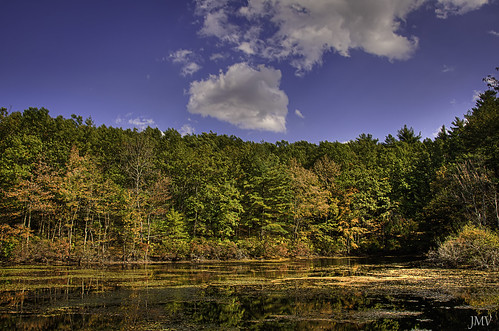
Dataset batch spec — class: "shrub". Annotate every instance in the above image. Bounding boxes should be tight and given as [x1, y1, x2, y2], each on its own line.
[236, 238, 264, 258]
[235, 237, 290, 259]
[429, 224, 499, 270]
[0, 224, 32, 262]
[29, 237, 70, 263]
[290, 239, 313, 257]
[152, 239, 190, 261]
[188, 238, 245, 260]
[263, 239, 289, 258]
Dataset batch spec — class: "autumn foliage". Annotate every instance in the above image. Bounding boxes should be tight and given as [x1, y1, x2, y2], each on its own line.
[0, 74, 498, 264]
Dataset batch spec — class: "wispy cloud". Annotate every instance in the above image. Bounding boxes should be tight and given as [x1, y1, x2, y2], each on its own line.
[442, 64, 455, 73]
[179, 123, 195, 136]
[168, 49, 202, 77]
[115, 112, 133, 125]
[209, 52, 229, 62]
[295, 109, 305, 119]
[128, 117, 155, 130]
[435, 0, 489, 19]
[472, 90, 482, 102]
[115, 113, 155, 130]
[432, 126, 442, 138]
[489, 30, 499, 37]
[187, 62, 288, 132]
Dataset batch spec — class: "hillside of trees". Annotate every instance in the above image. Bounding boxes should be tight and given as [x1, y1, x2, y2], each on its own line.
[1, 74, 498, 265]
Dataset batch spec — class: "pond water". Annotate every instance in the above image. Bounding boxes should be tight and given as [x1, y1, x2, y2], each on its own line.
[0, 257, 497, 330]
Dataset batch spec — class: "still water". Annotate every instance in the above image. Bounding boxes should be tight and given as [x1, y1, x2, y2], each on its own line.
[0, 257, 497, 330]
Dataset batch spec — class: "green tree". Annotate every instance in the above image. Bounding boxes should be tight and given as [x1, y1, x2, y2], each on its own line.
[288, 159, 329, 240]
[397, 125, 421, 144]
[241, 150, 291, 239]
[460, 90, 499, 176]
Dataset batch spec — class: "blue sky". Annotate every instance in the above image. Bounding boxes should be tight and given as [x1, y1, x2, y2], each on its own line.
[1, 0, 498, 143]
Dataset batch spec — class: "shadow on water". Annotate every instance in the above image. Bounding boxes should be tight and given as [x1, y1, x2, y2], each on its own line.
[0, 257, 498, 330]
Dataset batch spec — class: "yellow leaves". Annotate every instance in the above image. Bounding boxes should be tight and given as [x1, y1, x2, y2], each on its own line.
[288, 158, 330, 223]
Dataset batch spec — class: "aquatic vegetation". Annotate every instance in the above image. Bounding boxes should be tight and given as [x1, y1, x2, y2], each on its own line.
[0, 258, 497, 330]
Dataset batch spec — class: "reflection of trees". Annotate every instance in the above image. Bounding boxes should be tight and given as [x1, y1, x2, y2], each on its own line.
[191, 297, 244, 327]
[163, 286, 245, 328]
[1, 262, 499, 330]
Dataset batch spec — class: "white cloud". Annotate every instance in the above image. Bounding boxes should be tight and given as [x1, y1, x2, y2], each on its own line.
[472, 89, 482, 102]
[170, 49, 193, 63]
[187, 62, 288, 132]
[435, 0, 489, 19]
[195, 0, 426, 75]
[442, 64, 455, 72]
[194, 0, 492, 74]
[295, 109, 305, 119]
[432, 126, 442, 138]
[180, 123, 195, 136]
[196, 0, 240, 43]
[182, 62, 202, 77]
[489, 30, 499, 37]
[210, 52, 229, 61]
[116, 113, 155, 130]
[128, 117, 156, 130]
[169, 49, 202, 76]
[115, 112, 133, 125]
[237, 41, 256, 55]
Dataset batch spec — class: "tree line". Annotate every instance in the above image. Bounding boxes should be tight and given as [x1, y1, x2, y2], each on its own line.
[0, 74, 498, 263]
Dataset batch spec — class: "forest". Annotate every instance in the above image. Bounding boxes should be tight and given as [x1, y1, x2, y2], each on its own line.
[1, 73, 498, 267]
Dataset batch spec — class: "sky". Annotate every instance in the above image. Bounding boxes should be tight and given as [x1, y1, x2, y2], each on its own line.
[1, 0, 498, 143]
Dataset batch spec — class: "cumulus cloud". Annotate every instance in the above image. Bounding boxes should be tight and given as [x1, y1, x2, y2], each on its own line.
[195, 0, 426, 75]
[169, 49, 202, 76]
[194, 0, 492, 74]
[195, 0, 240, 43]
[187, 62, 288, 132]
[435, 0, 489, 19]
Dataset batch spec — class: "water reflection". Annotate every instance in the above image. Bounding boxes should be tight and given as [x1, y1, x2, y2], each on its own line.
[0, 258, 497, 330]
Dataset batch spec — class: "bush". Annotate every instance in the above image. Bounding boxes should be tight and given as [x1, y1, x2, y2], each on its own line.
[29, 237, 70, 263]
[290, 239, 313, 257]
[236, 237, 291, 259]
[0, 225, 33, 262]
[428, 224, 499, 270]
[152, 239, 190, 261]
[236, 238, 263, 258]
[189, 238, 245, 260]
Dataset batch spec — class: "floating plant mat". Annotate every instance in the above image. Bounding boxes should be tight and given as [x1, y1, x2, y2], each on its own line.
[0, 258, 497, 330]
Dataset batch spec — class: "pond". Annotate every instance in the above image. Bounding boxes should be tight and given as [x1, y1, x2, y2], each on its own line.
[0, 257, 497, 330]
